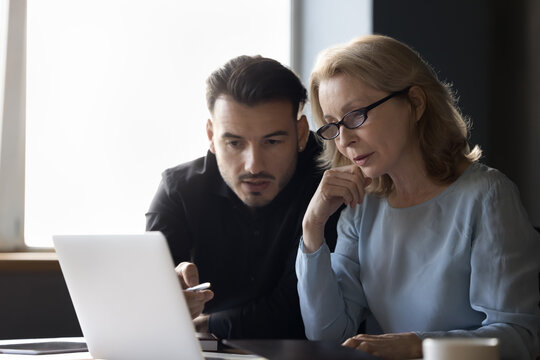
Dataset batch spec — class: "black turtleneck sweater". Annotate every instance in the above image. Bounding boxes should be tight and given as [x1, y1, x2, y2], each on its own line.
[145, 132, 339, 339]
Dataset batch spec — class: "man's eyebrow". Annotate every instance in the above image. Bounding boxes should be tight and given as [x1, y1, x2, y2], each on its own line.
[263, 130, 289, 138]
[222, 131, 289, 139]
[222, 132, 243, 139]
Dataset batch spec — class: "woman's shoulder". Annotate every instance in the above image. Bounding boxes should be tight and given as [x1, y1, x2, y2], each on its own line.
[454, 162, 518, 195]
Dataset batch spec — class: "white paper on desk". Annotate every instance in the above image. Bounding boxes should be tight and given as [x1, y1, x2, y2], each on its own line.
[202, 352, 267, 360]
[0, 353, 93, 360]
[0, 338, 93, 360]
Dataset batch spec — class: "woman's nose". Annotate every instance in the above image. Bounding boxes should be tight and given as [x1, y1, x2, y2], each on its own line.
[337, 126, 358, 148]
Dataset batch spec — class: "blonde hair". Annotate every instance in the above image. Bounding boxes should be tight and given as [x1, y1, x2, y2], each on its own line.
[310, 34, 482, 196]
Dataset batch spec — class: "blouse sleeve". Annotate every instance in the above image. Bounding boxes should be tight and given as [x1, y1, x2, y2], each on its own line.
[295, 207, 369, 342]
[418, 177, 540, 360]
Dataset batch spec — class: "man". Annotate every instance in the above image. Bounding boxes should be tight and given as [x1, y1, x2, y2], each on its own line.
[146, 55, 339, 339]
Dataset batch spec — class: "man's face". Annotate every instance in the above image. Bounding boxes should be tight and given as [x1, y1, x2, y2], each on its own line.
[207, 96, 307, 208]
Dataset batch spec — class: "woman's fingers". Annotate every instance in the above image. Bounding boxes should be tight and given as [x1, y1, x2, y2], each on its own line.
[320, 165, 370, 207]
[302, 164, 372, 252]
[343, 333, 423, 360]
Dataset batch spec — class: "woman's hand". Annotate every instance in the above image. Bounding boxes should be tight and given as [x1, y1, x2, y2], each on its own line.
[302, 165, 370, 253]
[342, 332, 423, 360]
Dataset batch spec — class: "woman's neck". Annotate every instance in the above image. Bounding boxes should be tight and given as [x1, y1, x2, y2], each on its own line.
[387, 161, 469, 209]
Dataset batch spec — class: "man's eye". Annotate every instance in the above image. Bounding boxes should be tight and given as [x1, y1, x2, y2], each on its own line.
[266, 139, 282, 145]
[226, 141, 241, 148]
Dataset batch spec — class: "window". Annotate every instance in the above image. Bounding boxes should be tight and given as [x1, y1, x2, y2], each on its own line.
[2, 0, 373, 250]
[2, 0, 290, 249]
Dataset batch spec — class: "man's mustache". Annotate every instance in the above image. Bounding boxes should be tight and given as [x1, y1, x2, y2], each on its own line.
[238, 173, 275, 181]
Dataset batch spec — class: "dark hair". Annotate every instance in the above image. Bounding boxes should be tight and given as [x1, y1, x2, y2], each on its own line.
[206, 55, 307, 117]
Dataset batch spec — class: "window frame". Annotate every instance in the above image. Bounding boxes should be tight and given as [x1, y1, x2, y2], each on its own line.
[0, 0, 26, 251]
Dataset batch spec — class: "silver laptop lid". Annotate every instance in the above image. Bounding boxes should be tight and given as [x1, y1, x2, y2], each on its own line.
[53, 232, 203, 360]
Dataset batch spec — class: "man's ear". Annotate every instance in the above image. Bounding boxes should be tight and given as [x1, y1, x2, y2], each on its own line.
[206, 119, 216, 154]
[408, 86, 426, 122]
[296, 115, 310, 152]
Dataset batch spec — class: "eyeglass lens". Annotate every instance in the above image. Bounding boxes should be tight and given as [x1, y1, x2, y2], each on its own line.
[319, 111, 366, 139]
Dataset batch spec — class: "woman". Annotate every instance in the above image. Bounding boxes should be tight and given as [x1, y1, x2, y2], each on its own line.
[296, 35, 540, 360]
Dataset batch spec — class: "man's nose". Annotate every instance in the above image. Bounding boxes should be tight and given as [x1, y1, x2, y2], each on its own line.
[244, 146, 265, 174]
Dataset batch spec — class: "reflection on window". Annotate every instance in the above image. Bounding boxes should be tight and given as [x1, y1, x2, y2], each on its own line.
[25, 0, 290, 247]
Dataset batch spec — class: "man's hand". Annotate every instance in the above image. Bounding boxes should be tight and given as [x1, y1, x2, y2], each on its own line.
[342, 332, 422, 360]
[183, 290, 214, 319]
[176, 262, 214, 319]
[176, 261, 201, 289]
[193, 314, 210, 333]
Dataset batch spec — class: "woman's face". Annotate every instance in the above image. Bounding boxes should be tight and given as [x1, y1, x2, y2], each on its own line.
[318, 73, 420, 179]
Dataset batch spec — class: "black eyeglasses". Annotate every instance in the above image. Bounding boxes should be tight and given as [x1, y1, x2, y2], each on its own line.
[316, 87, 411, 140]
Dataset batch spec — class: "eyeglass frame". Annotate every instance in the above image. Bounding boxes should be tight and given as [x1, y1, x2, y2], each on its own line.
[315, 87, 411, 140]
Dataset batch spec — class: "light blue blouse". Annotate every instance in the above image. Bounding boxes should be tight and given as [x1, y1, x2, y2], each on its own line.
[296, 163, 540, 359]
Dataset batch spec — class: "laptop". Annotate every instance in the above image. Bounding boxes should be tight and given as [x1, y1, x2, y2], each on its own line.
[53, 232, 263, 360]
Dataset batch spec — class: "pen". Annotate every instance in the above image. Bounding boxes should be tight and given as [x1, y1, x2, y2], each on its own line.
[185, 282, 211, 292]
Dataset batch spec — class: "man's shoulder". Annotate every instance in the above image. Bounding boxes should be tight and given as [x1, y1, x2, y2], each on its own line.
[161, 153, 219, 192]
